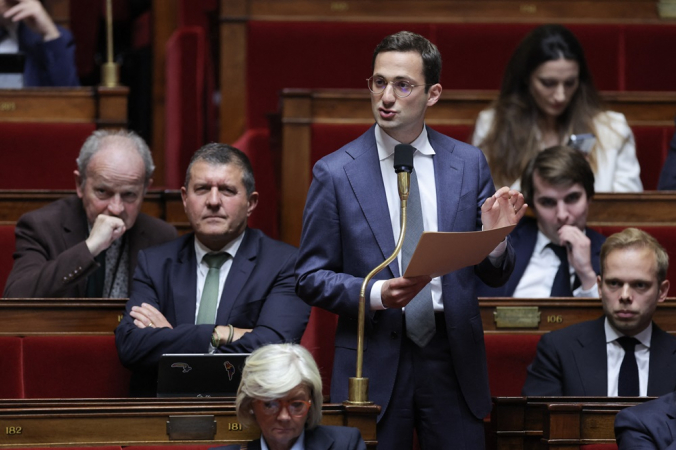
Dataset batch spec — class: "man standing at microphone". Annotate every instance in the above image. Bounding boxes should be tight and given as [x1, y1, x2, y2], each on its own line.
[295, 31, 525, 449]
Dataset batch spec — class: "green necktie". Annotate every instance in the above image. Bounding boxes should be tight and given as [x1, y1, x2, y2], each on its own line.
[196, 252, 230, 325]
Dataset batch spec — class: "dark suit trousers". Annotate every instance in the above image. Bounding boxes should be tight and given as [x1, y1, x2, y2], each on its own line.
[377, 313, 485, 450]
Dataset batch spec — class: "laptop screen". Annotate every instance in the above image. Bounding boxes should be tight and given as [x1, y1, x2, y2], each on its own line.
[157, 353, 249, 398]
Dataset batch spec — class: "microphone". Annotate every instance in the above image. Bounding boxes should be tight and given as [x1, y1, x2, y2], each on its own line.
[394, 144, 415, 201]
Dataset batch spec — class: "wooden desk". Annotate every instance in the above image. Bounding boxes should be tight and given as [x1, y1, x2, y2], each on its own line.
[0, 87, 128, 129]
[0, 298, 126, 335]
[480, 297, 676, 335]
[0, 398, 379, 448]
[491, 396, 651, 449]
[279, 88, 676, 244]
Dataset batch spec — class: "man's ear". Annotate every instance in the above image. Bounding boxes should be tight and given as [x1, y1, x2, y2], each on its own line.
[247, 192, 259, 217]
[74, 170, 84, 198]
[426, 83, 442, 107]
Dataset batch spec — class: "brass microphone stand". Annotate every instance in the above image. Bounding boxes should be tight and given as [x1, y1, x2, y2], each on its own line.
[346, 170, 410, 404]
[101, 0, 119, 87]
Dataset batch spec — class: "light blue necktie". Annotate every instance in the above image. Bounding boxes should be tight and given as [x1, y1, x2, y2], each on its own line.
[402, 168, 435, 347]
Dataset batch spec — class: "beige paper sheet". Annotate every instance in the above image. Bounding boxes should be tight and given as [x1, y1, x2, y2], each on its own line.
[403, 224, 516, 278]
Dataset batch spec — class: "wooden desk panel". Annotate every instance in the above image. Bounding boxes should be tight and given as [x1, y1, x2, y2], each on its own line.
[0, 399, 378, 448]
[0, 298, 127, 335]
[0, 87, 128, 129]
[480, 297, 676, 334]
[491, 396, 651, 450]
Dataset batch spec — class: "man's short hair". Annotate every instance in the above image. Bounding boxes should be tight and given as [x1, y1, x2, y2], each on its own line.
[77, 129, 154, 187]
[520, 145, 595, 206]
[600, 228, 669, 284]
[372, 30, 442, 90]
[184, 143, 256, 195]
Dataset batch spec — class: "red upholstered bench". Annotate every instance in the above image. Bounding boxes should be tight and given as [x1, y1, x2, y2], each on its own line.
[0, 337, 23, 398]
[22, 336, 131, 398]
[0, 224, 16, 295]
[484, 334, 540, 397]
[591, 226, 676, 284]
[0, 123, 95, 189]
[634, 126, 675, 190]
[581, 445, 618, 450]
[301, 307, 338, 397]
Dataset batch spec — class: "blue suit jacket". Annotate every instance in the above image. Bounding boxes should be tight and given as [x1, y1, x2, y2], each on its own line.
[658, 121, 676, 191]
[212, 425, 366, 450]
[115, 228, 311, 396]
[615, 391, 676, 450]
[295, 125, 515, 421]
[522, 317, 676, 396]
[477, 217, 606, 296]
[18, 23, 79, 87]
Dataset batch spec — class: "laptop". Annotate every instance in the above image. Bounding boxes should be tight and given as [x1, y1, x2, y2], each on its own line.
[156, 353, 249, 398]
[0, 53, 25, 88]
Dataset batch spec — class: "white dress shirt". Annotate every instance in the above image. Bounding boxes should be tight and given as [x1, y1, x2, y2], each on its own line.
[605, 318, 651, 397]
[513, 230, 598, 298]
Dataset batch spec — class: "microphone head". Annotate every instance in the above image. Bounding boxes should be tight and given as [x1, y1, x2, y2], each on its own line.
[394, 144, 415, 173]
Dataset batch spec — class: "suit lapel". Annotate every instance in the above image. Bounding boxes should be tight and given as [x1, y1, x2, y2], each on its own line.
[503, 219, 539, 296]
[304, 427, 334, 449]
[172, 235, 199, 324]
[344, 130, 399, 277]
[217, 230, 256, 322]
[573, 317, 608, 395]
[429, 130, 463, 233]
[648, 325, 676, 395]
[62, 198, 90, 297]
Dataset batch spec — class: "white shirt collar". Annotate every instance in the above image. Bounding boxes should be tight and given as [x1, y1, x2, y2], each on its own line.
[194, 229, 245, 264]
[605, 316, 652, 348]
[375, 124, 435, 162]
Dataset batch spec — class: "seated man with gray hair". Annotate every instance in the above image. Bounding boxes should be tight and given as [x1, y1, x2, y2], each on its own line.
[4, 129, 177, 298]
[213, 343, 366, 450]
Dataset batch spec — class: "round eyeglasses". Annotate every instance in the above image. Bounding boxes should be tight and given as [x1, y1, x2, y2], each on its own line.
[367, 76, 430, 98]
[256, 399, 312, 417]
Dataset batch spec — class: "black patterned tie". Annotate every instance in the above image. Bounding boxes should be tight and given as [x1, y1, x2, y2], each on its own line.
[617, 336, 640, 396]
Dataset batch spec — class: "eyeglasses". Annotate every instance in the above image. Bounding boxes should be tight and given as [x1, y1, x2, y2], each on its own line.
[367, 76, 429, 98]
[256, 399, 312, 417]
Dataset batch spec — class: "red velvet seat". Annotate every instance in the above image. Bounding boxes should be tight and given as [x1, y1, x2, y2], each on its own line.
[0, 337, 23, 398]
[22, 336, 131, 398]
[164, 26, 206, 189]
[301, 307, 338, 396]
[0, 123, 95, 189]
[591, 226, 676, 284]
[233, 128, 278, 239]
[581, 445, 618, 450]
[0, 224, 16, 295]
[484, 334, 540, 397]
[633, 126, 674, 190]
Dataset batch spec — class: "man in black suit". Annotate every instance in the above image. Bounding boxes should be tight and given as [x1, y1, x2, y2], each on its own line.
[478, 145, 606, 298]
[522, 227, 675, 396]
[615, 391, 676, 449]
[115, 143, 310, 396]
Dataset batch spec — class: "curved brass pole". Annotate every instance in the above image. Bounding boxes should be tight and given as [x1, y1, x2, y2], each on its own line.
[101, 0, 119, 87]
[347, 173, 409, 404]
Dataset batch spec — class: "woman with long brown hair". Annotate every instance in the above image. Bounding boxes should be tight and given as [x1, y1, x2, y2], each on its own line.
[472, 24, 642, 192]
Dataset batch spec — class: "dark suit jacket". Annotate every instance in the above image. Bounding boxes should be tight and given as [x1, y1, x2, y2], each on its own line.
[658, 121, 676, 191]
[615, 391, 676, 450]
[477, 216, 606, 296]
[212, 425, 366, 450]
[3, 195, 177, 298]
[522, 317, 676, 396]
[18, 23, 79, 87]
[115, 229, 311, 396]
[295, 125, 515, 421]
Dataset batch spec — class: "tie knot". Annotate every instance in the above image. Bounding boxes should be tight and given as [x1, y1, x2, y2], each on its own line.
[546, 242, 568, 261]
[203, 252, 229, 269]
[617, 336, 639, 352]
